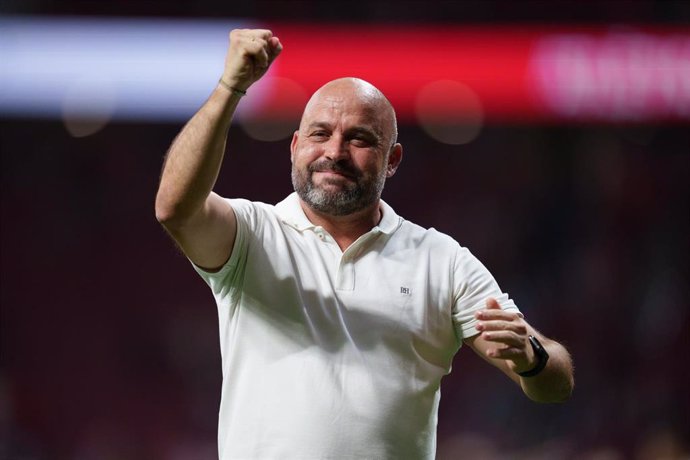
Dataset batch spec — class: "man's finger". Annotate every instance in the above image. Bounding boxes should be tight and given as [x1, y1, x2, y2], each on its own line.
[475, 308, 523, 321]
[253, 29, 274, 40]
[253, 48, 270, 70]
[487, 346, 523, 360]
[268, 36, 283, 54]
[477, 319, 527, 334]
[480, 330, 525, 348]
[244, 38, 268, 55]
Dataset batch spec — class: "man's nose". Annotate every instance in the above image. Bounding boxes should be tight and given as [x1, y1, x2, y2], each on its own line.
[323, 136, 350, 162]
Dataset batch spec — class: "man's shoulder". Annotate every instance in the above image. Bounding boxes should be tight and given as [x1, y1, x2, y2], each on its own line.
[224, 195, 297, 215]
[225, 196, 277, 215]
[216, 197, 283, 236]
[225, 197, 276, 209]
[381, 200, 457, 248]
[225, 194, 313, 233]
[394, 217, 462, 252]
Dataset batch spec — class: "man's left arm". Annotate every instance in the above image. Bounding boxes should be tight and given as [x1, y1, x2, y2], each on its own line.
[463, 298, 574, 403]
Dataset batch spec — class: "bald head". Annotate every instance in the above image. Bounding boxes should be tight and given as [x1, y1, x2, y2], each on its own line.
[301, 77, 398, 149]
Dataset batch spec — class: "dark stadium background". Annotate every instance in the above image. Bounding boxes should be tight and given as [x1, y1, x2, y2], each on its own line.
[1, 1, 689, 458]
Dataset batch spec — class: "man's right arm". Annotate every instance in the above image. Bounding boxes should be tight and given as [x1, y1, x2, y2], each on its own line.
[155, 29, 282, 271]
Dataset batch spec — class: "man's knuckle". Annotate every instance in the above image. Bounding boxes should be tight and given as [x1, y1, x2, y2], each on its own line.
[230, 29, 247, 39]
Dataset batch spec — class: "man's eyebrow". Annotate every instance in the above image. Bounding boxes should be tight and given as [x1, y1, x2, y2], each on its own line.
[306, 122, 333, 131]
[345, 126, 382, 140]
[305, 122, 382, 142]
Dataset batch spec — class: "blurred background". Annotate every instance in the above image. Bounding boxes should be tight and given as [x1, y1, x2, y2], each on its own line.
[1, 1, 689, 459]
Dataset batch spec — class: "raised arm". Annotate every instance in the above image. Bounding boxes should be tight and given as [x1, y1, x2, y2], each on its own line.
[464, 298, 574, 403]
[155, 29, 282, 270]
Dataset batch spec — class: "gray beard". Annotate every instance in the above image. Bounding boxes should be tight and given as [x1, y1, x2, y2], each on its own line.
[291, 163, 386, 216]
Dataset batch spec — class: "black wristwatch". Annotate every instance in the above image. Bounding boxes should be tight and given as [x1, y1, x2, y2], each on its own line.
[517, 335, 549, 377]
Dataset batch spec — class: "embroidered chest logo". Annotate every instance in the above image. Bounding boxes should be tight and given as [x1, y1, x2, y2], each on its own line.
[400, 286, 411, 295]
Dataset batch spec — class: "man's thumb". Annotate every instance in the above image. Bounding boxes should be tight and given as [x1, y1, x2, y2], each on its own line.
[486, 297, 502, 310]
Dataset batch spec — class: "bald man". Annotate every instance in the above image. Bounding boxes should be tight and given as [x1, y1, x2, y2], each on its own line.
[156, 29, 574, 460]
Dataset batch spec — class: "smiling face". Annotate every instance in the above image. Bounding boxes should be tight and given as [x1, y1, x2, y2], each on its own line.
[290, 78, 402, 217]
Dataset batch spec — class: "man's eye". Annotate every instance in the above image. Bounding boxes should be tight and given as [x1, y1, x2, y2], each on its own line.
[350, 137, 373, 147]
[310, 132, 329, 140]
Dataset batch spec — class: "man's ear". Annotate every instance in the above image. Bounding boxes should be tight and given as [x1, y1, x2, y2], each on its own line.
[386, 143, 403, 178]
[290, 130, 299, 163]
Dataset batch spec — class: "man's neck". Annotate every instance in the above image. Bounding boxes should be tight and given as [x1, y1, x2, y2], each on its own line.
[300, 200, 382, 252]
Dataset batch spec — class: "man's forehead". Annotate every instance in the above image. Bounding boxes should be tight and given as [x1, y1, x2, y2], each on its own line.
[308, 89, 378, 110]
[305, 95, 378, 117]
[308, 94, 347, 112]
[302, 91, 383, 125]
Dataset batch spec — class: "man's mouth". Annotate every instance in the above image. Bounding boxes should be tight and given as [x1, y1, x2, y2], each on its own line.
[315, 170, 352, 180]
[309, 161, 358, 180]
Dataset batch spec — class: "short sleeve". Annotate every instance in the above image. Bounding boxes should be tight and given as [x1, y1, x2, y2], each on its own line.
[191, 198, 254, 302]
[451, 246, 520, 341]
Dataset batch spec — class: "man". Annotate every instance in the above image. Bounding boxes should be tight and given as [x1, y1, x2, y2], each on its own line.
[156, 29, 574, 459]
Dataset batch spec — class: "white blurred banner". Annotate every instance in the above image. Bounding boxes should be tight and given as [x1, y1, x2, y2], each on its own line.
[0, 16, 264, 120]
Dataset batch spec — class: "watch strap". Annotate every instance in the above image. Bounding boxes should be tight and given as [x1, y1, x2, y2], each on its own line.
[517, 335, 549, 377]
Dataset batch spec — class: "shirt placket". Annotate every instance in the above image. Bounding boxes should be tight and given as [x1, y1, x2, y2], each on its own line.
[328, 229, 381, 291]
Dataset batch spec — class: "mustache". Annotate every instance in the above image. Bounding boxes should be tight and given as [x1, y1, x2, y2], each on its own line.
[308, 159, 360, 179]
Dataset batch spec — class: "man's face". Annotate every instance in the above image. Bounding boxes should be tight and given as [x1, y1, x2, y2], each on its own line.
[290, 82, 400, 216]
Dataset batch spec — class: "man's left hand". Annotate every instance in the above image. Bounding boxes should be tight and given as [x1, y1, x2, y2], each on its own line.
[474, 297, 537, 375]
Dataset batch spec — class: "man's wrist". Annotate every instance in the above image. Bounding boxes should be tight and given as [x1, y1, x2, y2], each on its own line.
[218, 78, 247, 97]
[517, 336, 549, 377]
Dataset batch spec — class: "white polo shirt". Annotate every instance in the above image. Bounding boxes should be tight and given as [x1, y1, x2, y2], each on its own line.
[193, 192, 519, 460]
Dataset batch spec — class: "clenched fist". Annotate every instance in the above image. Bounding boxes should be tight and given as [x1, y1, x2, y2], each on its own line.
[221, 29, 283, 93]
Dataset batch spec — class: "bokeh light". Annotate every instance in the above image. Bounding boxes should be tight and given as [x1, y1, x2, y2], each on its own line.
[415, 80, 484, 145]
[239, 77, 308, 142]
[61, 76, 116, 137]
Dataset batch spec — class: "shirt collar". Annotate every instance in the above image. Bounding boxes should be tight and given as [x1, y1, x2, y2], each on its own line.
[376, 197, 402, 235]
[276, 192, 402, 235]
[275, 192, 315, 231]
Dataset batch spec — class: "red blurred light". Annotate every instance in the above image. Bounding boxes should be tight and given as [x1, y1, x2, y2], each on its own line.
[260, 24, 690, 123]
